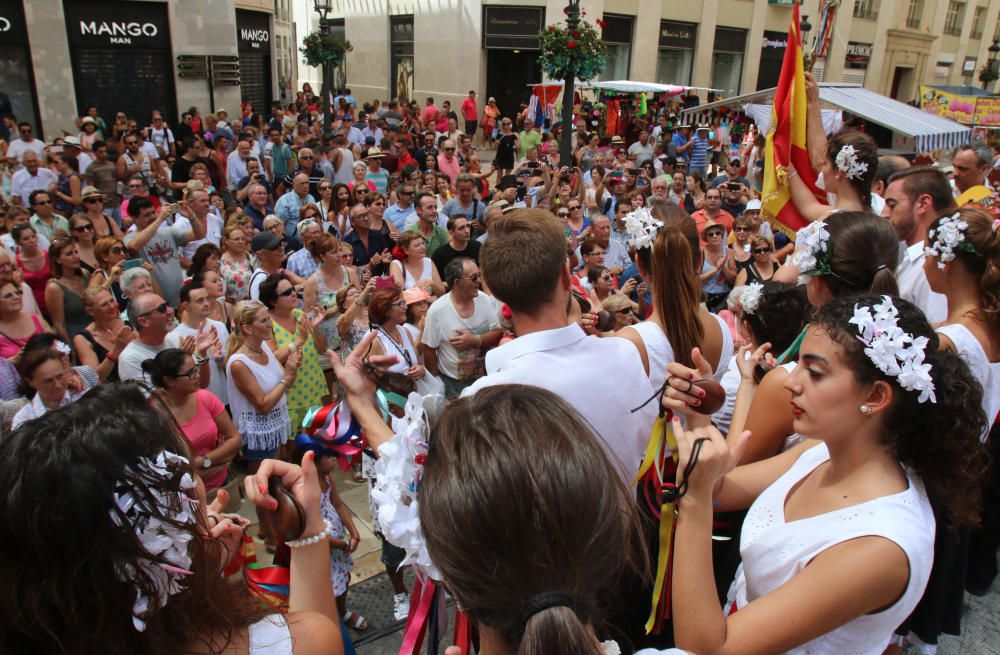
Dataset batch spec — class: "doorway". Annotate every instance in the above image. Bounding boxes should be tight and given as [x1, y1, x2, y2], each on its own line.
[486, 49, 541, 121]
[890, 66, 915, 102]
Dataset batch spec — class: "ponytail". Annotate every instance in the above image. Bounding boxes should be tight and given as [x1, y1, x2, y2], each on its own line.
[519, 605, 602, 655]
[822, 211, 900, 297]
[648, 205, 703, 368]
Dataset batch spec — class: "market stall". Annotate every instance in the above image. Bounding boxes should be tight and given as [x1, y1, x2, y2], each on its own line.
[679, 83, 972, 153]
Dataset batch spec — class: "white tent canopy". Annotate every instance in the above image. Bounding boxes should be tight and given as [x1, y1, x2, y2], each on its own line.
[529, 80, 722, 94]
[680, 83, 971, 152]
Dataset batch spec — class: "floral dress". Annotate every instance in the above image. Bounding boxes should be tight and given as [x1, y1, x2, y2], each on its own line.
[319, 480, 353, 596]
[339, 317, 369, 364]
[271, 308, 326, 439]
[221, 254, 256, 302]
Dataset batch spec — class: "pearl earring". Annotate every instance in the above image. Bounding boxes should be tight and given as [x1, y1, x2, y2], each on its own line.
[859, 404, 871, 414]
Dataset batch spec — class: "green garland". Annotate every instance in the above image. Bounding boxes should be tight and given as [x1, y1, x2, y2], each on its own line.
[300, 30, 352, 68]
[538, 15, 607, 82]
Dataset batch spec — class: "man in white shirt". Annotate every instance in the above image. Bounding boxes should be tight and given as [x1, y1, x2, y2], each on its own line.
[61, 137, 93, 173]
[120, 292, 213, 385]
[5, 122, 45, 166]
[10, 151, 57, 206]
[463, 208, 657, 481]
[172, 185, 224, 268]
[226, 138, 257, 190]
[881, 166, 950, 323]
[422, 257, 502, 398]
[166, 284, 229, 403]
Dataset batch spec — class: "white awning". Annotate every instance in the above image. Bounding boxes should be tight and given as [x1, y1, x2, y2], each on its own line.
[680, 84, 971, 152]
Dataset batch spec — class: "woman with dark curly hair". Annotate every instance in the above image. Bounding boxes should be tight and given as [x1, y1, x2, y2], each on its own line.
[664, 294, 987, 655]
[0, 381, 343, 654]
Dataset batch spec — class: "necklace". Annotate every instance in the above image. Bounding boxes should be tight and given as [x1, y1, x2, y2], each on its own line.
[244, 341, 264, 355]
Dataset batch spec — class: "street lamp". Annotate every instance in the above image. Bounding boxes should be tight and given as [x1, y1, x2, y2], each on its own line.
[986, 38, 1000, 91]
[314, 0, 334, 143]
[800, 14, 813, 70]
[558, 0, 581, 167]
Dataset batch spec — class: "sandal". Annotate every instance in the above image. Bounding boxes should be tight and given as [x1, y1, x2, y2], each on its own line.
[343, 610, 369, 631]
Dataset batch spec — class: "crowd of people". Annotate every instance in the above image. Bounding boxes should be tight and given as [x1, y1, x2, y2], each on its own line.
[0, 77, 998, 655]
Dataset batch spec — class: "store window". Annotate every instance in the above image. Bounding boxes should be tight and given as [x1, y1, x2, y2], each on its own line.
[0, 0, 40, 134]
[711, 27, 746, 94]
[656, 21, 696, 85]
[600, 14, 634, 80]
[390, 15, 414, 104]
[756, 30, 788, 89]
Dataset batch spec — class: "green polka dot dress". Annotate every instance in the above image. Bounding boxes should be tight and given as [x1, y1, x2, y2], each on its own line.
[273, 309, 327, 440]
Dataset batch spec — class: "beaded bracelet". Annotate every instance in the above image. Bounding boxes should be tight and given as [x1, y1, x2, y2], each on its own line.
[286, 519, 333, 549]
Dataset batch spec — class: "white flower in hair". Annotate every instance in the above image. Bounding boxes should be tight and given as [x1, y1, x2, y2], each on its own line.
[740, 282, 764, 315]
[925, 212, 970, 269]
[848, 296, 936, 404]
[791, 221, 831, 273]
[623, 206, 663, 250]
[110, 450, 199, 631]
[834, 144, 869, 181]
[372, 392, 445, 580]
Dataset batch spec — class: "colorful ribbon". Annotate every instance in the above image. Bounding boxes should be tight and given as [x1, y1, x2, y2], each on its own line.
[298, 400, 373, 469]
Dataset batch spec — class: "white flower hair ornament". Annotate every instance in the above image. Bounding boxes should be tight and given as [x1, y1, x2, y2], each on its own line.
[371, 392, 445, 580]
[109, 450, 199, 631]
[848, 296, 936, 404]
[926, 212, 981, 269]
[623, 206, 663, 250]
[792, 221, 832, 275]
[834, 144, 869, 181]
[740, 282, 765, 315]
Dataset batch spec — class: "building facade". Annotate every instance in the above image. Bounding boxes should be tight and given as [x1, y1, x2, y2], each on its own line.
[0, 0, 280, 140]
[290, 0, 1000, 120]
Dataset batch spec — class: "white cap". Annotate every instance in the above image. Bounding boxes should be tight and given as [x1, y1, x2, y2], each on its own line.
[745, 199, 762, 212]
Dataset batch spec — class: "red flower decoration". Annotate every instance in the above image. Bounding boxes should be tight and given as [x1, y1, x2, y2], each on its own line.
[548, 25, 556, 31]
[562, 6, 570, 13]
[572, 30, 581, 38]
[567, 40, 578, 48]
[597, 18, 607, 29]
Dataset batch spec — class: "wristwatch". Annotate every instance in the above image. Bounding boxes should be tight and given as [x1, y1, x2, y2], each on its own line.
[202, 457, 213, 469]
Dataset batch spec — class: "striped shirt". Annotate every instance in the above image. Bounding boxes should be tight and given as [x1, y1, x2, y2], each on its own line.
[688, 135, 710, 170]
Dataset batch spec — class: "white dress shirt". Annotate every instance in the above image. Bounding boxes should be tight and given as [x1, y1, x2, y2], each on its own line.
[896, 240, 947, 324]
[10, 167, 58, 205]
[463, 323, 657, 481]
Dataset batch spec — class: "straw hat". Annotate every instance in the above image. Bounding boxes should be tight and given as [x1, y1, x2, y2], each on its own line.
[365, 147, 385, 160]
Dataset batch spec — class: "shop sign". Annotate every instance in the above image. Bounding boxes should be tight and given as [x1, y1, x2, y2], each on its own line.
[974, 97, 1000, 126]
[64, 0, 170, 49]
[659, 21, 696, 49]
[920, 85, 978, 124]
[237, 10, 271, 52]
[482, 6, 543, 49]
[761, 34, 788, 49]
[845, 41, 872, 69]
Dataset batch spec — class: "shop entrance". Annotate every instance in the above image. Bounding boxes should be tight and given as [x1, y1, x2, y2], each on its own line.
[486, 49, 541, 122]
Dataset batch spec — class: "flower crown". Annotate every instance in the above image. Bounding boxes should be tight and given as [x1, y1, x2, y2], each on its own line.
[792, 221, 832, 275]
[740, 282, 764, 315]
[834, 144, 869, 181]
[848, 296, 936, 404]
[926, 212, 981, 269]
[622, 206, 662, 250]
[110, 450, 199, 631]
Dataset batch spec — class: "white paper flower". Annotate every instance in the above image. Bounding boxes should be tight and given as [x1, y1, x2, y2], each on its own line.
[849, 296, 936, 404]
[740, 282, 764, 315]
[792, 221, 831, 273]
[372, 391, 445, 580]
[925, 212, 970, 269]
[834, 144, 869, 180]
[110, 450, 199, 631]
[622, 206, 663, 250]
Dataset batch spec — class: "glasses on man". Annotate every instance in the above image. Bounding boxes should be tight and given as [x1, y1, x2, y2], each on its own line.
[127, 184, 144, 191]
[461, 273, 481, 283]
[733, 227, 752, 233]
[83, 197, 103, 204]
[125, 141, 138, 147]
[33, 199, 52, 206]
[139, 302, 169, 317]
[299, 155, 314, 160]
[586, 250, 606, 257]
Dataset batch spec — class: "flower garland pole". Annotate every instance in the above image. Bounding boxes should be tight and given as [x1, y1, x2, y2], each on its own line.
[539, 3, 606, 167]
[302, 1, 352, 143]
[559, 0, 580, 167]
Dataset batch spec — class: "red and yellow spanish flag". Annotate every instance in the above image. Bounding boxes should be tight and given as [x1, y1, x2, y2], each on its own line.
[761, 2, 822, 238]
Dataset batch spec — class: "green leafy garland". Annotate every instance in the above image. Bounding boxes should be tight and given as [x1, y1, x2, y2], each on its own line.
[300, 30, 352, 68]
[538, 15, 607, 82]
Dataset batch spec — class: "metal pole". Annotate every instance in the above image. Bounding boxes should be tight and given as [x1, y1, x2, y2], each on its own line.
[558, 0, 579, 167]
[320, 14, 334, 143]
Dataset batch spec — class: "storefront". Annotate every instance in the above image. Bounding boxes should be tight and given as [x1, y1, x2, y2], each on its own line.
[63, 0, 176, 126]
[0, 0, 39, 133]
[756, 30, 788, 90]
[482, 6, 543, 119]
[600, 14, 634, 81]
[657, 21, 696, 86]
[844, 41, 872, 85]
[711, 27, 746, 95]
[236, 9, 273, 113]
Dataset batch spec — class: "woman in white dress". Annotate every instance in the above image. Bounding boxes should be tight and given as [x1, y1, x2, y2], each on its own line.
[664, 294, 987, 655]
[0, 381, 344, 654]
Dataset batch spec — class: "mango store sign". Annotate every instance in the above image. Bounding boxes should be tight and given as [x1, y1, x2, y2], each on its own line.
[78, 20, 158, 45]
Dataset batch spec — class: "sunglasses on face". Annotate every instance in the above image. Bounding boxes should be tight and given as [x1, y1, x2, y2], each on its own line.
[125, 141, 138, 146]
[83, 197, 103, 204]
[557, 212, 569, 218]
[139, 302, 169, 317]
[110, 246, 125, 255]
[568, 205, 581, 211]
[753, 248, 773, 255]
[278, 287, 296, 297]
[72, 224, 94, 233]
[706, 232, 724, 238]
[734, 227, 751, 233]
[33, 200, 52, 206]
[1, 289, 23, 300]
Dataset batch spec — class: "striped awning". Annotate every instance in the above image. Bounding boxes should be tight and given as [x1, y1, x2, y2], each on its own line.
[680, 84, 972, 153]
